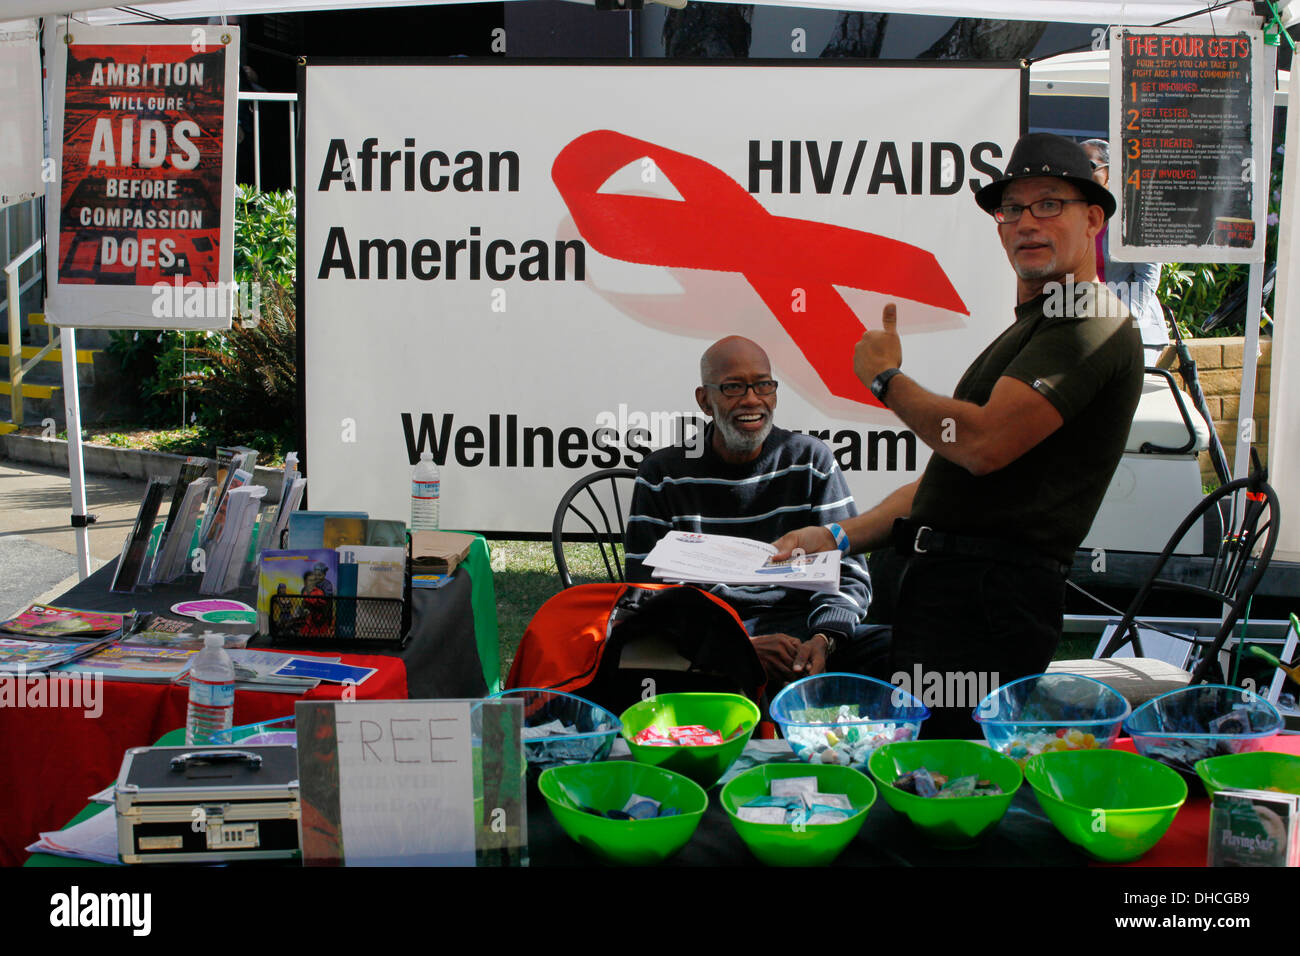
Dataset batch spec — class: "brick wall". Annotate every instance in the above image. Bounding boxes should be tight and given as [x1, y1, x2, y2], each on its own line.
[1157, 336, 1272, 484]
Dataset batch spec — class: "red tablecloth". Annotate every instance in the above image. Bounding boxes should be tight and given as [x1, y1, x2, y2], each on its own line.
[0, 651, 407, 866]
[1110, 735, 1300, 868]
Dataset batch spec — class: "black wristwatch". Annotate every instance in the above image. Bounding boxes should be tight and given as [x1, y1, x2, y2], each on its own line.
[870, 367, 903, 404]
[813, 632, 837, 658]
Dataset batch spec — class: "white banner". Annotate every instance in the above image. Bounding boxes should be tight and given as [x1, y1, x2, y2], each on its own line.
[0, 20, 42, 210]
[303, 63, 1022, 533]
[44, 23, 239, 329]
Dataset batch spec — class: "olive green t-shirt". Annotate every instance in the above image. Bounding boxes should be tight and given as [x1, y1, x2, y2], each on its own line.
[909, 282, 1144, 564]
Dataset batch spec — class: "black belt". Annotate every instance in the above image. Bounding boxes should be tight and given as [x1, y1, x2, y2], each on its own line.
[891, 518, 1069, 576]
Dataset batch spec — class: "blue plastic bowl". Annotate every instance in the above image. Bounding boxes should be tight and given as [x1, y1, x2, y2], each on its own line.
[974, 673, 1130, 765]
[769, 673, 929, 769]
[490, 688, 622, 773]
[1125, 684, 1283, 776]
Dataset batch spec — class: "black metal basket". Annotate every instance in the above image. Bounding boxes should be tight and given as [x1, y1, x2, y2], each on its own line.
[266, 592, 410, 649]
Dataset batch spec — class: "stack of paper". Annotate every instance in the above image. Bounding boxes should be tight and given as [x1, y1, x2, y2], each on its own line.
[0, 604, 132, 672]
[200, 484, 267, 595]
[176, 649, 333, 695]
[150, 475, 214, 584]
[643, 531, 841, 593]
[54, 644, 197, 683]
[27, 807, 122, 865]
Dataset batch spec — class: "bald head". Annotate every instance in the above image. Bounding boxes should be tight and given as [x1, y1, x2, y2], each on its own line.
[696, 336, 776, 464]
[700, 336, 770, 385]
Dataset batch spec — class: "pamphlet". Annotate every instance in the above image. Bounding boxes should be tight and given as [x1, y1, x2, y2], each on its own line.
[111, 476, 170, 593]
[643, 530, 841, 593]
[1208, 788, 1300, 867]
[258, 549, 339, 636]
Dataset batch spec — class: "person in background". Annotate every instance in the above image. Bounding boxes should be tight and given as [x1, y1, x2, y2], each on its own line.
[1081, 138, 1170, 364]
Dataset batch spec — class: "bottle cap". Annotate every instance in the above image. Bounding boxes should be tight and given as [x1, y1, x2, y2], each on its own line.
[203, 635, 224, 649]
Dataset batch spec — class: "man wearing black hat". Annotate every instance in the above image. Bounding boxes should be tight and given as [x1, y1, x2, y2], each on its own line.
[774, 133, 1144, 737]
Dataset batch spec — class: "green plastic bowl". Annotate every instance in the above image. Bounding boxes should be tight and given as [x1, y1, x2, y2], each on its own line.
[1196, 751, 1300, 798]
[538, 762, 708, 865]
[1025, 749, 1188, 863]
[868, 740, 1023, 848]
[619, 693, 760, 788]
[719, 763, 877, 866]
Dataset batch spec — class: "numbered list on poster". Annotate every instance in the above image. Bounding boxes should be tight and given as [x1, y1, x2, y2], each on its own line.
[1115, 29, 1263, 262]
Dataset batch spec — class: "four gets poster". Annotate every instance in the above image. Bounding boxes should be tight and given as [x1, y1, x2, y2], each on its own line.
[45, 23, 239, 329]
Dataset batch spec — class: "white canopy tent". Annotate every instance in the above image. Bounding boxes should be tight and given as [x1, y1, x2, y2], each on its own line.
[14, 0, 1296, 28]
[4, 0, 1297, 564]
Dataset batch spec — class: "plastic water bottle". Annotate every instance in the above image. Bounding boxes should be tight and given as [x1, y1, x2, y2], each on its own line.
[411, 451, 440, 531]
[186, 635, 235, 745]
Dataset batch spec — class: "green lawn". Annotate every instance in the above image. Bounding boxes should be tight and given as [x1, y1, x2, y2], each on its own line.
[489, 540, 616, 679]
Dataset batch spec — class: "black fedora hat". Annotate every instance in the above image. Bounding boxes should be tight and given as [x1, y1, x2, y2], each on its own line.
[975, 132, 1116, 219]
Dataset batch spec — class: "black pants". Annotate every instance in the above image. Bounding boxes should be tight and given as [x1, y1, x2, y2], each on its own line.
[888, 553, 1067, 740]
[742, 609, 894, 710]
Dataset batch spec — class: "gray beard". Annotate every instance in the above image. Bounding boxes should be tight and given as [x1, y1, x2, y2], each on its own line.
[715, 416, 772, 456]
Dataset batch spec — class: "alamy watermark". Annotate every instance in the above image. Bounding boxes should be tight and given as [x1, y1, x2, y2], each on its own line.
[1042, 274, 1147, 324]
[0, 667, 103, 718]
[890, 664, 1000, 711]
[151, 276, 263, 326]
[593, 404, 707, 458]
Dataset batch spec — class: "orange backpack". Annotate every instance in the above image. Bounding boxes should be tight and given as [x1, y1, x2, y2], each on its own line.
[505, 583, 765, 717]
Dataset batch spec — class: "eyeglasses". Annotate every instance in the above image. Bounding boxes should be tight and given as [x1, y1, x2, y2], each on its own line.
[993, 198, 1089, 224]
[705, 380, 779, 397]
[1089, 161, 1109, 171]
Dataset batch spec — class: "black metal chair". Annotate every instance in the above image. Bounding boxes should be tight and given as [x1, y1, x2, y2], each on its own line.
[1053, 462, 1281, 701]
[551, 468, 638, 589]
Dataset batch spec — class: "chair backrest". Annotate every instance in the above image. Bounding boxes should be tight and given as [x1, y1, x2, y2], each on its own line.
[1099, 473, 1281, 682]
[551, 468, 638, 589]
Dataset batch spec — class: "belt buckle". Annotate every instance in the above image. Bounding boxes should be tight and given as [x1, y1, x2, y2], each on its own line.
[913, 525, 932, 555]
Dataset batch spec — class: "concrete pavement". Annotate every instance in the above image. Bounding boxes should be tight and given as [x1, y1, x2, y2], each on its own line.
[0, 460, 146, 620]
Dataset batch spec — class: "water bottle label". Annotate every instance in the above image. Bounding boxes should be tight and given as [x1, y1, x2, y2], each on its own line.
[190, 675, 235, 708]
[412, 480, 440, 499]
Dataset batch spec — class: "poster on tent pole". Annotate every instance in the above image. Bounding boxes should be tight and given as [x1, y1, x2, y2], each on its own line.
[0, 19, 43, 210]
[301, 61, 1023, 534]
[1109, 25, 1267, 264]
[44, 23, 239, 330]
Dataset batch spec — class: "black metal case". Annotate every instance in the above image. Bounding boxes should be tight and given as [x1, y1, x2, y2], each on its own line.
[114, 745, 300, 864]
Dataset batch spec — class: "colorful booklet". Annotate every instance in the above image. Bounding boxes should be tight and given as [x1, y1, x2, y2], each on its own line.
[120, 615, 253, 651]
[258, 549, 339, 636]
[0, 636, 119, 672]
[365, 519, 408, 548]
[1209, 789, 1300, 867]
[55, 644, 197, 683]
[288, 511, 368, 550]
[0, 604, 130, 640]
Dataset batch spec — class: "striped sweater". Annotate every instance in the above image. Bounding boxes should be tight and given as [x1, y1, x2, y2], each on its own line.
[624, 425, 871, 642]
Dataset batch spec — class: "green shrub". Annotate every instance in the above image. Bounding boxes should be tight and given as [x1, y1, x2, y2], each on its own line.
[105, 186, 297, 435]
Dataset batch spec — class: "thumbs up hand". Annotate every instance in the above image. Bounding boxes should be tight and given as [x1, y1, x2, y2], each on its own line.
[854, 302, 903, 387]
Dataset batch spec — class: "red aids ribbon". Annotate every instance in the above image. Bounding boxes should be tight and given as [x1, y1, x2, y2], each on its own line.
[552, 130, 969, 407]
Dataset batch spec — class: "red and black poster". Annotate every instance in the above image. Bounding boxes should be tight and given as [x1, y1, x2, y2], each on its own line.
[46, 24, 238, 329]
[1109, 26, 1267, 265]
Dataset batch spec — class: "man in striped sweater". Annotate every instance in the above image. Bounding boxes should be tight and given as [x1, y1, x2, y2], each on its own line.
[624, 336, 884, 685]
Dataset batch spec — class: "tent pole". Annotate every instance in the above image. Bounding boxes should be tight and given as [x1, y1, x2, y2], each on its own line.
[60, 324, 91, 580]
[1232, 43, 1277, 484]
